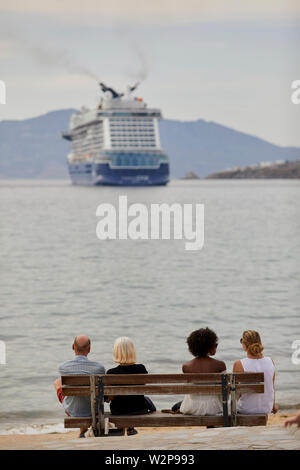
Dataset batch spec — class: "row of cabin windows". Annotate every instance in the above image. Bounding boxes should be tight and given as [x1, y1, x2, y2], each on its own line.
[111, 129, 154, 135]
[111, 156, 158, 166]
[109, 118, 153, 122]
[111, 140, 156, 144]
[111, 143, 156, 148]
[111, 141, 155, 145]
[111, 136, 155, 140]
[110, 123, 154, 127]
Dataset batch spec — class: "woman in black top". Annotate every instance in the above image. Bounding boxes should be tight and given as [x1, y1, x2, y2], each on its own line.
[106, 337, 156, 435]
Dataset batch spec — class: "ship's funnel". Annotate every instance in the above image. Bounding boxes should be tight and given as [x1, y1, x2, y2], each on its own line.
[99, 82, 140, 99]
[99, 82, 121, 99]
[129, 82, 139, 93]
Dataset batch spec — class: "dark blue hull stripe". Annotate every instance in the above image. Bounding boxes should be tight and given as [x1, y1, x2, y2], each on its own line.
[68, 162, 170, 186]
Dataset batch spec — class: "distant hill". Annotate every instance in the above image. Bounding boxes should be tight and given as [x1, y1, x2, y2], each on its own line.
[0, 109, 74, 179]
[159, 119, 300, 178]
[0, 109, 299, 179]
[206, 160, 300, 179]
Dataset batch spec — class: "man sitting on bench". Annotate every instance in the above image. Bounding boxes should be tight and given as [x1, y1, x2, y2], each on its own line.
[53, 334, 105, 437]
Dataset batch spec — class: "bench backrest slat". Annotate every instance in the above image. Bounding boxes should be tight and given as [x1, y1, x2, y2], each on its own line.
[63, 384, 225, 396]
[62, 382, 264, 398]
[61, 372, 264, 387]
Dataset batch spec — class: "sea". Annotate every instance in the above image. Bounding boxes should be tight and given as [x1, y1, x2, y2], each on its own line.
[0, 179, 299, 434]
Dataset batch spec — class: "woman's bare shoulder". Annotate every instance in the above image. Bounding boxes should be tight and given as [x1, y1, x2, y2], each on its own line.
[212, 358, 227, 372]
[233, 359, 244, 372]
[182, 359, 194, 373]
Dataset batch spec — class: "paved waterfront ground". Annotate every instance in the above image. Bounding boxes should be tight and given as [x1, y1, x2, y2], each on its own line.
[0, 425, 299, 450]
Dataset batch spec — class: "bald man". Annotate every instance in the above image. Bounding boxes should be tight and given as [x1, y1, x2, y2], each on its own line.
[54, 335, 105, 437]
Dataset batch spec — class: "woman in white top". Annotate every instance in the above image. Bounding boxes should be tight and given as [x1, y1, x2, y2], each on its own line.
[233, 330, 278, 415]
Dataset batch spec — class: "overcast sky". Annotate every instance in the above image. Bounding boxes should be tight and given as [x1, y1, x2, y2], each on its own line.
[0, 0, 299, 146]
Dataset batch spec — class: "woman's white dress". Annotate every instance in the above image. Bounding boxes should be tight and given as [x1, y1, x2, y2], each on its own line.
[180, 393, 223, 415]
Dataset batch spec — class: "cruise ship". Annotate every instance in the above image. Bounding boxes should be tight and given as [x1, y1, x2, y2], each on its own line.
[62, 82, 170, 186]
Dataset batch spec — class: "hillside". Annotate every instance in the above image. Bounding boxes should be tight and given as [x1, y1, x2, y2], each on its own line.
[0, 110, 299, 179]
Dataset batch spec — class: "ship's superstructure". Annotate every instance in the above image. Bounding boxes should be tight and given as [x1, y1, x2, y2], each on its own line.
[62, 83, 169, 185]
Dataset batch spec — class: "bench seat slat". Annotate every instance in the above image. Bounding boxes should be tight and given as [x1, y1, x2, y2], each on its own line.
[64, 412, 267, 429]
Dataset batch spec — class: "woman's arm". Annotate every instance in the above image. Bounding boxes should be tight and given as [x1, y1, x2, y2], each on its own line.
[233, 360, 244, 400]
[285, 410, 300, 428]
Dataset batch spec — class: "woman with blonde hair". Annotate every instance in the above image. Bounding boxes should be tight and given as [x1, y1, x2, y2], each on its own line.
[106, 337, 156, 435]
[233, 330, 278, 415]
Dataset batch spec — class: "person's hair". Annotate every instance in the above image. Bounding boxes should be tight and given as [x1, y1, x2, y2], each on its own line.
[73, 336, 90, 353]
[241, 330, 264, 356]
[113, 337, 137, 364]
[187, 328, 218, 358]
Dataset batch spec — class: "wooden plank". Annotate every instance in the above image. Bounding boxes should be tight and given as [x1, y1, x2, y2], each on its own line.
[62, 382, 264, 397]
[107, 413, 225, 428]
[62, 386, 90, 397]
[64, 412, 267, 429]
[236, 414, 267, 426]
[62, 376, 92, 386]
[61, 373, 264, 387]
[103, 373, 226, 385]
[62, 384, 223, 396]
[236, 384, 264, 394]
[65, 416, 92, 428]
[108, 413, 268, 428]
[64, 414, 224, 428]
[61, 373, 228, 386]
[233, 373, 264, 383]
[104, 384, 224, 395]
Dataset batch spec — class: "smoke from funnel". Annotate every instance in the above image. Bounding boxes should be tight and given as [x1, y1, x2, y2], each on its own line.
[2, 26, 150, 84]
[132, 44, 149, 82]
[28, 45, 99, 81]
[1, 29, 99, 81]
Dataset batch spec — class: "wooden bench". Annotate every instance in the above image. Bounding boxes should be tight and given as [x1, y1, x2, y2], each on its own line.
[62, 372, 267, 436]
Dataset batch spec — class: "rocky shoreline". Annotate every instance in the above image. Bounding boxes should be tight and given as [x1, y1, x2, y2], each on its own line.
[206, 160, 300, 179]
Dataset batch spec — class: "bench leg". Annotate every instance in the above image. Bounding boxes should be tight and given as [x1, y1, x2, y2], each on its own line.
[90, 376, 98, 435]
[222, 374, 229, 427]
[230, 374, 237, 427]
[98, 376, 105, 436]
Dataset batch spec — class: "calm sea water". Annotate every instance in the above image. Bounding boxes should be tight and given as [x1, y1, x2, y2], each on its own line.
[0, 179, 299, 434]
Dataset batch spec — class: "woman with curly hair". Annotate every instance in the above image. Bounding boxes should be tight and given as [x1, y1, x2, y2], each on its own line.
[174, 327, 226, 415]
[233, 330, 278, 415]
